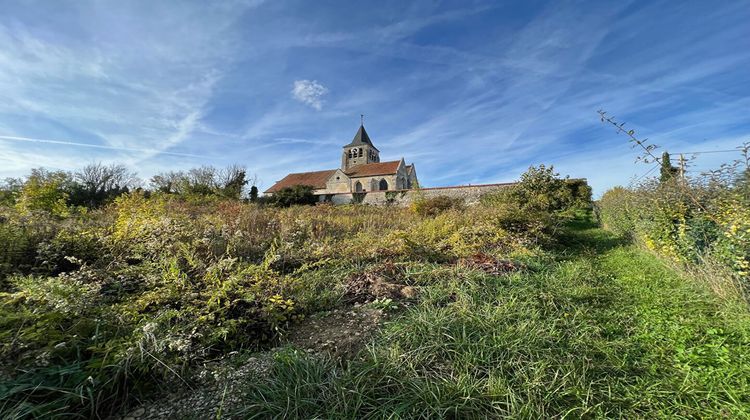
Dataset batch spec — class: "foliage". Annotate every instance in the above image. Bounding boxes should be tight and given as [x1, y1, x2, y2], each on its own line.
[597, 112, 750, 295]
[482, 165, 589, 217]
[0, 178, 22, 207]
[149, 164, 248, 199]
[410, 195, 464, 216]
[598, 186, 637, 237]
[269, 185, 317, 207]
[68, 162, 139, 208]
[234, 221, 750, 418]
[565, 178, 593, 209]
[660, 151, 679, 183]
[0, 187, 567, 417]
[14, 169, 72, 217]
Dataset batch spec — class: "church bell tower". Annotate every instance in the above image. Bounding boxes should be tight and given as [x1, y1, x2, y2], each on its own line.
[341, 121, 379, 171]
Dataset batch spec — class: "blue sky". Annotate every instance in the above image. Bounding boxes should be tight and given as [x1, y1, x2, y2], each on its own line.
[1, 0, 749, 196]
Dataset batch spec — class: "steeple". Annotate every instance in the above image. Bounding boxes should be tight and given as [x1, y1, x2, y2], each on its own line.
[341, 121, 380, 170]
[344, 124, 378, 151]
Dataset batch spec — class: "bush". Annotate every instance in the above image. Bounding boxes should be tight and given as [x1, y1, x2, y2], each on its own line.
[483, 165, 589, 215]
[598, 174, 750, 287]
[597, 186, 637, 237]
[269, 185, 317, 207]
[410, 195, 464, 217]
[14, 169, 71, 217]
[0, 186, 555, 417]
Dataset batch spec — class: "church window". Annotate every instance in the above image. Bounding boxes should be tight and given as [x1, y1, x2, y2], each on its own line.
[358, 148, 363, 157]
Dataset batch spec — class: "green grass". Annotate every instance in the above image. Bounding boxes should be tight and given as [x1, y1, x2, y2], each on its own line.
[233, 219, 750, 418]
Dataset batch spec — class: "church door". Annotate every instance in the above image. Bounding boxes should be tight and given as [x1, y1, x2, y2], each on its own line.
[355, 181, 363, 192]
[379, 179, 388, 191]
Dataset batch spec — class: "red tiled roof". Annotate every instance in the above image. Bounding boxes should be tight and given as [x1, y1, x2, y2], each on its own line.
[264, 169, 336, 193]
[321, 182, 517, 195]
[345, 160, 401, 177]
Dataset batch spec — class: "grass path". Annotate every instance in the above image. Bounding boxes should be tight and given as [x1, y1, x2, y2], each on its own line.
[234, 219, 750, 418]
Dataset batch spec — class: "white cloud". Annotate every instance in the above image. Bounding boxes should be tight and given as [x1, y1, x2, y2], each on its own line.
[291, 80, 328, 110]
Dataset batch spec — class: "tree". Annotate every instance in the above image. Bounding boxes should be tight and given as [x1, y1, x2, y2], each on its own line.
[510, 165, 574, 212]
[249, 185, 259, 202]
[269, 185, 317, 207]
[150, 164, 248, 199]
[565, 178, 593, 208]
[15, 169, 71, 217]
[216, 164, 247, 199]
[0, 177, 23, 207]
[69, 162, 139, 208]
[184, 166, 217, 195]
[660, 152, 678, 183]
[150, 171, 185, 194]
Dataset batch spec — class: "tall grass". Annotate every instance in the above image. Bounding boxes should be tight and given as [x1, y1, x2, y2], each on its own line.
[0, 192, 548, 418]
[234, 220, 750, 418]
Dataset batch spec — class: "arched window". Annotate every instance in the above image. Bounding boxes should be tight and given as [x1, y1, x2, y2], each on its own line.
[354, 181, 363, 192]
[348, 150, 352, 158]
[358, 148, 363, 157]
[379, 179, 388, 191]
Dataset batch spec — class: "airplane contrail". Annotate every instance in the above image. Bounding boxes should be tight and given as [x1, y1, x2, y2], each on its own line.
[0, 135, 203, 158]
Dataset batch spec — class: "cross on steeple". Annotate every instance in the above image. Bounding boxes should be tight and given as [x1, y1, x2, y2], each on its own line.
[361, 114, 365, 126]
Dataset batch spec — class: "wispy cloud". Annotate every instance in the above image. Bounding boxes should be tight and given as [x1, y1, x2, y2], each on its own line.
[291, 80, 329, 111]
[0, 135, 202, 158]
[1, 1, 749, 195]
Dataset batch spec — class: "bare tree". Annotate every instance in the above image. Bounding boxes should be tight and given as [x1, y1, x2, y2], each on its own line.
[70, 162, 139, 207]
[150, 164, 249, 199]
[216, 164, 247, 199]
[150, 170, 186, 194]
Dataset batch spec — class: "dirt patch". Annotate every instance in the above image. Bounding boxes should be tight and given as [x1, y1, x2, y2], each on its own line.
[115, 303, 395, 419]
[457, 253, 522, 275]
[114, 352, 274, 420]
[284, 306, 388, 358]
[116, 264, 412, 419]
[344, 262, 417, 303]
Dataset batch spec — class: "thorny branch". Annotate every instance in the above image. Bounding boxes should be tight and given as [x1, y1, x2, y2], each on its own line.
[598, 110, 662, 165]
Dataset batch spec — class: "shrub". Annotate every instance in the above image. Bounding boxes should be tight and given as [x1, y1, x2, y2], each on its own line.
[0, 178, 22, 207]
[483, 165, 589, 215]
[0, 184, 555, 417]
[14, 169, 71, 217]
[410, 195, 464, 217]
[597, 186, 637, 237]
[269, 185, 317, 207]
[598, 172, 750, 288]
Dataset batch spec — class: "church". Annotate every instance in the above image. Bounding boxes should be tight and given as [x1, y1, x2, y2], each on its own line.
[265, 123, 419, 197]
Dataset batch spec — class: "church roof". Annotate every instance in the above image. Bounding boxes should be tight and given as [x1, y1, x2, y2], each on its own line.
[265, 161, 404, 194]
[345, 160, 401, 177]
[264, 169, 337, 193]
[343, 125, 379, 151]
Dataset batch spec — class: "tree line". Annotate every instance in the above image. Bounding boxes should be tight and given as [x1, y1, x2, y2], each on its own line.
[0, 162, 261, 214]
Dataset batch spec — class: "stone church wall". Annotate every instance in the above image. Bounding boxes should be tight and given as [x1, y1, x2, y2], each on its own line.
[316, 183, 515, 206]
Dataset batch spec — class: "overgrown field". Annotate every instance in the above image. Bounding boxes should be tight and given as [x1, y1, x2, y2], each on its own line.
[0, 172, 563, 418]
[1, 165, 749, 418]
[598, 178, 750, 299]
[233, 219, 750, 418]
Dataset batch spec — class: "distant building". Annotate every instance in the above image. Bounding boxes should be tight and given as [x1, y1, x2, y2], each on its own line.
[265, 123, 419, 196]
